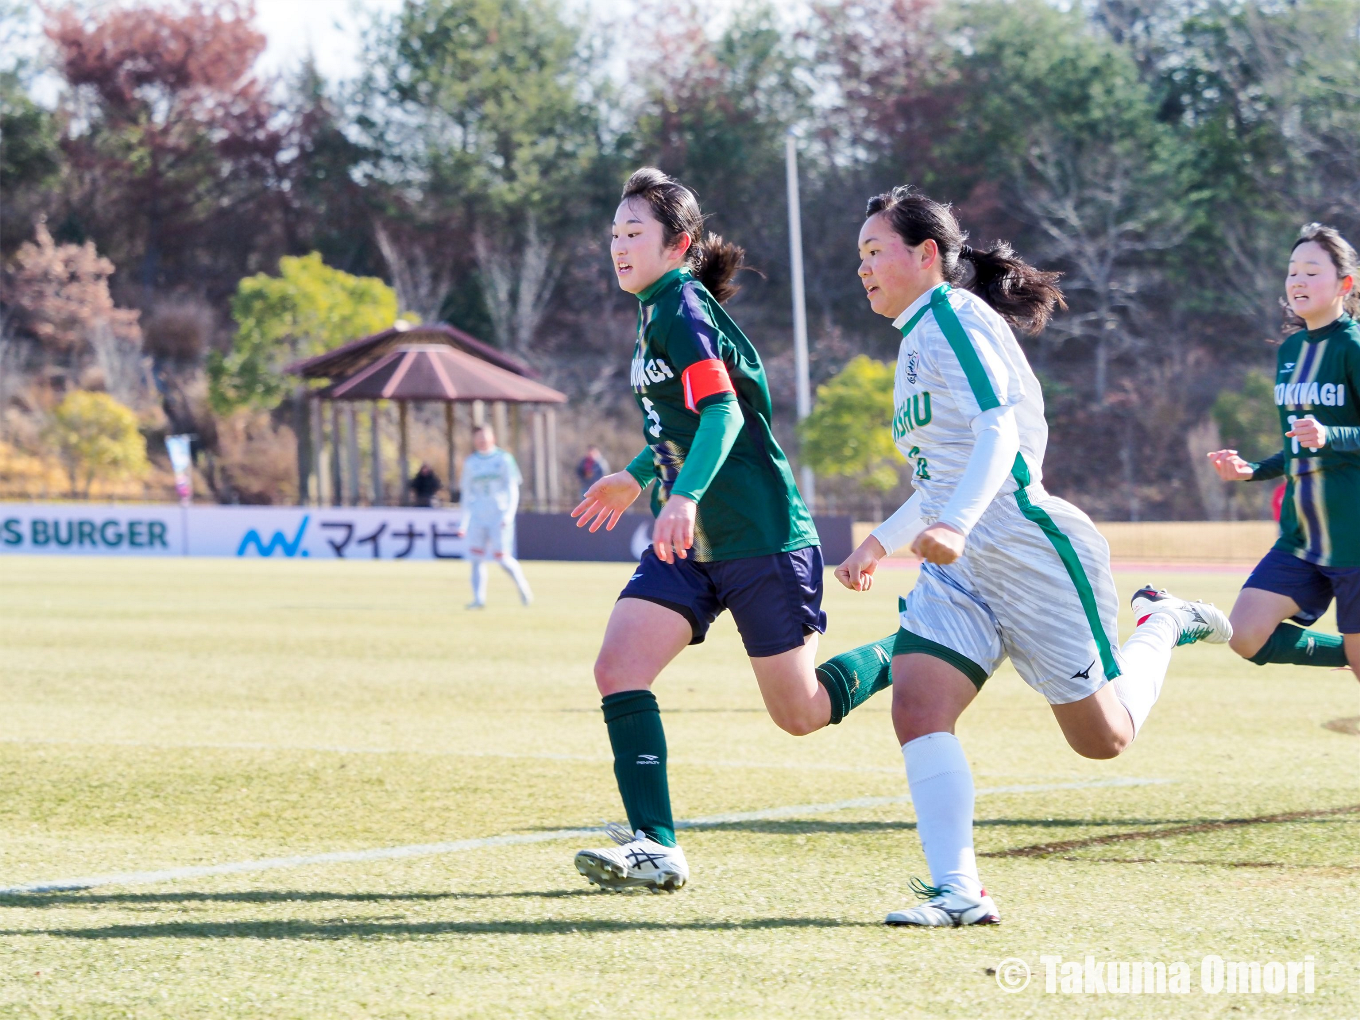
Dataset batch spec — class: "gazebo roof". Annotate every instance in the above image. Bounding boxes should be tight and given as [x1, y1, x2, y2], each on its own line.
[285, 322, 535, 380]
[317, 344, 566, 404]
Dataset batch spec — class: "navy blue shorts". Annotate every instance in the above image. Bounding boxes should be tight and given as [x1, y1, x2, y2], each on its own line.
[1244, 547, 1360, 633]
[619, 545, 827, 658]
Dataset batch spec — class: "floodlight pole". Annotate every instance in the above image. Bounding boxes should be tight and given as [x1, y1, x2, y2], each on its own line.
[794, 129, 810, 508]
[785, 130, 815, 507]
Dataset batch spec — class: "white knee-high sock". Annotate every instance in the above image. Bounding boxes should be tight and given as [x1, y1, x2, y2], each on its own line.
[470, 557, 488, 605]
[498, 554, 532, 601]
[1112, 613, 1177, 737]
[903, 732, 980, 897]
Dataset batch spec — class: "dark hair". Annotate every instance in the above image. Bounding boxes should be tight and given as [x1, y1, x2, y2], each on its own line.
[621, 167, 747, 303]
[864, 186, 1066, 334]
[1290, 222, 1360, 319]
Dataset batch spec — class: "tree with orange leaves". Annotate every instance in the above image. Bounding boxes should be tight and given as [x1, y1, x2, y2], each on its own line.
[4, 220, 146, 408]
[8, 220, 139, 354]
[44, 0, 283, 299]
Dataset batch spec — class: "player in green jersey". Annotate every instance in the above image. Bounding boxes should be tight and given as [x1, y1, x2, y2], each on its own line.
[1207, 223, 1360, 680]
[567, 168, 897, 892]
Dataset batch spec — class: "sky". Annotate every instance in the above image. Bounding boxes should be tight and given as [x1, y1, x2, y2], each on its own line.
[251, 0, 407, 84]
[12, 0, 746, 104]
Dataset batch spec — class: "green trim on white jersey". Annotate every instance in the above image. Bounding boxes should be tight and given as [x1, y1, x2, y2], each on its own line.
[928, 285, 1002, 412]
[1009, 455, 1121, 681]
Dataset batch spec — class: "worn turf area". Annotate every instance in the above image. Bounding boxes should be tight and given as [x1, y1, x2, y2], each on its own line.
[0, 555, 1355, 1018]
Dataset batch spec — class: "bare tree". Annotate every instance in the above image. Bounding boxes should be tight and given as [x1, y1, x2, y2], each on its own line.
[472, 214, 563, 354]
[373, 222, 454, 325]
[1016, 137, 1188, 402]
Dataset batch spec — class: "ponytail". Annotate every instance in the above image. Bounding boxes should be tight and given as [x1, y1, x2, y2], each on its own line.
[689, 235, 746, 304]
[621, 167, 748, 303]
[958, 241, 1066, 335]
[865, 186, 1066, 334]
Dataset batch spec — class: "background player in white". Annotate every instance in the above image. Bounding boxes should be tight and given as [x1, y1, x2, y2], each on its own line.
[457, 424, 532, 608]
[835, 186, 1232, 927]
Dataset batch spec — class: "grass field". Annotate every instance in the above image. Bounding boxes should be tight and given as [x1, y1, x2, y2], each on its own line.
[0, 555, 1356, 1019]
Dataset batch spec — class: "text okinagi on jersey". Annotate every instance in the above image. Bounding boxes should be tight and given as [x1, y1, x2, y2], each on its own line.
[1250, 314, 1360, 567]
[627, 268, 817, 562]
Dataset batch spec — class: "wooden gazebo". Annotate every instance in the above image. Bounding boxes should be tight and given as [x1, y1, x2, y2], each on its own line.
[286, 323, 567, 508]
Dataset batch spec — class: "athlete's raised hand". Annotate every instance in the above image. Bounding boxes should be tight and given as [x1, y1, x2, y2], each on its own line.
[571, 471, 643, 533]
[1286, 415, 1328, 451]
[652, 494, 696, 563]
[1205, 448, 1255, 481]
[911, 523, 966, 565]
[835, 536, 883, 591]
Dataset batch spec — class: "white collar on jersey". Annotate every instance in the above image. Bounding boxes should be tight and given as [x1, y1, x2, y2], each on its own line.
[891, 285, 940, 331]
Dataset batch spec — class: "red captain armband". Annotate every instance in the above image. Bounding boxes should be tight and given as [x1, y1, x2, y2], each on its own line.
[681, 359, 735, 411]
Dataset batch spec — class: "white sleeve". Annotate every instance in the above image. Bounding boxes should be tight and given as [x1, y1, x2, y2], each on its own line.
[930, 300, 1024, 419]
[503, 457, 520, 519]
[869, 490, 925, 558]
[935, 404, 1020, 538]
[459, 460, 473, 530]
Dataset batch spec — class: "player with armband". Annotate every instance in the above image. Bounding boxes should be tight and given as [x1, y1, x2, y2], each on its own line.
[568, 168, 899, 892]
[1206, 223, 1360, 681]
[836, 187, 1232, 927]
[457, 424, 532, 609]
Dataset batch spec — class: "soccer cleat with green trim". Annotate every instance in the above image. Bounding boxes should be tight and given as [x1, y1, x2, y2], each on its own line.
[885, 878, 999, 927]
[1130, 584, 1232, 646]
[574, 823, 688, 893]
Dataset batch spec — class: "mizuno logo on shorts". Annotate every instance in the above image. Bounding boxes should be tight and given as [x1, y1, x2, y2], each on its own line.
[1070, 661, 1095, 681]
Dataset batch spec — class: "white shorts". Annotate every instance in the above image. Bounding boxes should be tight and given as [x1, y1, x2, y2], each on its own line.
[897, 485, 1123, 704]
[466, 517, 514, 558]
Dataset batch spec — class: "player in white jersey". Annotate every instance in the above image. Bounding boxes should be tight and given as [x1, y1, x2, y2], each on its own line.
[834, 186, 1232, 928]
[457, 424, 532, 608]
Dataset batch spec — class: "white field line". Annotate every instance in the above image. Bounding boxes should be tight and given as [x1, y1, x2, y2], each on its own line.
[0, 737, 909, 774]
[0, 777, 1171, 896]
[2, 737, 1132, 780]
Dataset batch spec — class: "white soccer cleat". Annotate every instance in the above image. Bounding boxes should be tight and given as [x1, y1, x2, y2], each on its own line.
[465, 600, 486, 610]
[885, 878, 1000, 927]
[574, 823, 688, 893]
[1131, 584, 1232, 646]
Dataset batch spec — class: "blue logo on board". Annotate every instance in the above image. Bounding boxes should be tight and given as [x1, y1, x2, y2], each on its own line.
[237, 516, 310, 557]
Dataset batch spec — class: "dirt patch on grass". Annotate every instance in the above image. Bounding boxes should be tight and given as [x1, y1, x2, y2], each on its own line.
[981, 803, 1360, 859]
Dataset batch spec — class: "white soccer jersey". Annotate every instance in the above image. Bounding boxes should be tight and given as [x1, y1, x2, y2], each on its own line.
[460, 449, 522, 523]
[889, 284, 1048, 521]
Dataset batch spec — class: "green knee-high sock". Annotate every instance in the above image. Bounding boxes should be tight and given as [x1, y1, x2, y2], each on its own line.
[601, 690, 675, 847]
[1248, 622, 1349, 668]
[815, 635, 897, 724]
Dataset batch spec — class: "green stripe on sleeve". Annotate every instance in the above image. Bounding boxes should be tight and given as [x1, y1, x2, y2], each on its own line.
[1011, 486, 1121, 681]
[930, 286, 1000, 411]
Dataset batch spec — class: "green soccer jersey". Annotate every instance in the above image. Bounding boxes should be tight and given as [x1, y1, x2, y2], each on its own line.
[624, 267, 818, 562]
[1249, 314, 1360, 567]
